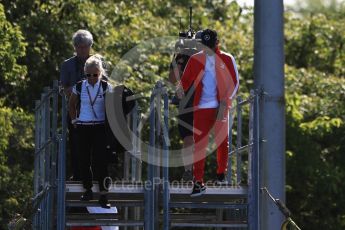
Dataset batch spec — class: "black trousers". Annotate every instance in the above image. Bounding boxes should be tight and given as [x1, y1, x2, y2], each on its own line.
[76, 124, 109, 192]
[67, 115, 81, 180]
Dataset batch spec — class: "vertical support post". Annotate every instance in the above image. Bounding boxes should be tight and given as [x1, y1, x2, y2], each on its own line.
[34, 100, 41, 195]
[248, 91, 260, 230]
[46, 82, 57, 229]
[155, 82, 162, 179]
[51, 81, 58, 185]
[39, 91, 47, 229]
[131, 104, 141, 230]
[131, 104, 138, 182]
[124, 125, 130, 230]
[57, 94, 67, 230]
[153, 82, 162, 230]
[44, 86, 54, 230]
[162, 90, 170, 230]
[254, 0, 285, 229]
[43, 87, 50, 189]
[236, 96, 243, 184]
[227, 107, 234, 183]
[50, 81, 58, 229]
[40, 92, 46, 190]
[124, 108, 133, 230]
[33, 100, 40, 228]
[145, 91, 156, 230]
[137, 106, 142, 181]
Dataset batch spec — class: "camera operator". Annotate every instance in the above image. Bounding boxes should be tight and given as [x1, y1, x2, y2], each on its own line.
[169, 30, 203, 181]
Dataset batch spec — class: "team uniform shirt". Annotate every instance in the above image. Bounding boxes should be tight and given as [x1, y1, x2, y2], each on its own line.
[72, 79, 112, 123]
[198, 54, 219, 109]
[179, 47, 240, 182]
[180, 48, 239, 114]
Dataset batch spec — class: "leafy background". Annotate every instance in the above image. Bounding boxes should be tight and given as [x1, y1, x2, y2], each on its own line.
[0, 0, 344, 229]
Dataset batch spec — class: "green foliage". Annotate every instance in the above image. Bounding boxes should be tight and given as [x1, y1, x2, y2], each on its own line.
[0, 3, 27, 107]
[291, 0, 345, 15]
[0, 0, 254, 109]
[0, 0, 344, 229]
[0, 104, 34, 229]
[285, 12, 345, 75]
[285, 9, 345, 228]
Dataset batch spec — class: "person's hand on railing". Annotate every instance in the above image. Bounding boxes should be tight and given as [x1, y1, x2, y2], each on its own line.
[59, 83, 72, 98]
[71, 118, 78, 128]
[176, 83, 185, 99]
[63, 87, 72, 98]
[216, 100, 228, 121]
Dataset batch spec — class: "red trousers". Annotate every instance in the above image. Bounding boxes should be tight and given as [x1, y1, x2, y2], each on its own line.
[193, 108, 229, 182]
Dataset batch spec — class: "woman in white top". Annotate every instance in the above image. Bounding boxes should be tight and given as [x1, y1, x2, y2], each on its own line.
[69, 55, 112, 209]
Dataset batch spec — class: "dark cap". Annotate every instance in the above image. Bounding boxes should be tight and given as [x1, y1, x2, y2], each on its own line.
[201, 29, 217, 48]
[195, 30, 203, 40]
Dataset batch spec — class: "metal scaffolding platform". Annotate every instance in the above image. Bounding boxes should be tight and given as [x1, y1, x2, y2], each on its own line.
[32, 80, 261, 229]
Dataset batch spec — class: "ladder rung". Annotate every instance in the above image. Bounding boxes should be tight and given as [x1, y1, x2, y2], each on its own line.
[170, 195, 247, 203]
[171, 220, 247, 228]
[66, 182, 144, 194]
[164, 213, 216, 221]
[169, 202, 247, 209]
[66, 220, 144, 227]
[66, 200, 144, 208]
[66, 182, 247, 195]
[66, 193, 144, 200]
[169, 185, 247, 196]
[67, 213, 120, 219]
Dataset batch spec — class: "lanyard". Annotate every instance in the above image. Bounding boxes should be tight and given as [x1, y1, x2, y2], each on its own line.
[86, 82, 102, 119]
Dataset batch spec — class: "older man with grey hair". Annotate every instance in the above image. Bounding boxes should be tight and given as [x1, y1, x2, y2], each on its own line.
[61, 29, 94, 96]
[60, 29, 94, 181]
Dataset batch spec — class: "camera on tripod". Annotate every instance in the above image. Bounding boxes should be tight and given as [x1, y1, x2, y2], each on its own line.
[174, 7, 202, 56]
[170, 7, 202, 105]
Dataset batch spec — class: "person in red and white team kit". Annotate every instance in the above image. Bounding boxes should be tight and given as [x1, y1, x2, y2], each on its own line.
[177, 28, 239, 197]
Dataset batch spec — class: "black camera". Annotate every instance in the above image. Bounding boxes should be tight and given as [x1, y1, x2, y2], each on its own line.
[170, 7, 202, 106]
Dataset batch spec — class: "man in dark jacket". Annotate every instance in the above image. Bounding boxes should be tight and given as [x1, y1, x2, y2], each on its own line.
[60, 29, 94, 180]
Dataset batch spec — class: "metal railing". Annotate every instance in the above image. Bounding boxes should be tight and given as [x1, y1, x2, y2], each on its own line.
[33, 81, 59, 230]
[56, 88, 67, 230]
[144, 82, 261, 230]
[144, 81, 170, 229]
[33, 80, 261, 230]
[222, 89, 260, 230]
[33, 81, 143, 229]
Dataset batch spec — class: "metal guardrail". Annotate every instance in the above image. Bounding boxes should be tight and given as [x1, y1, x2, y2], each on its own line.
[33, 81, 143, 230]
[56, 91, 67, 230]
[145, 82, 261, 230]
[33, 81, 59, 230]
[144, 81, 168, 229]
[33, 80, 261, 230]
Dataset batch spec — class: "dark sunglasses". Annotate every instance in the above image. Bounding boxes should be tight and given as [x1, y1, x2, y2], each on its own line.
[85, 73, 99, 78]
